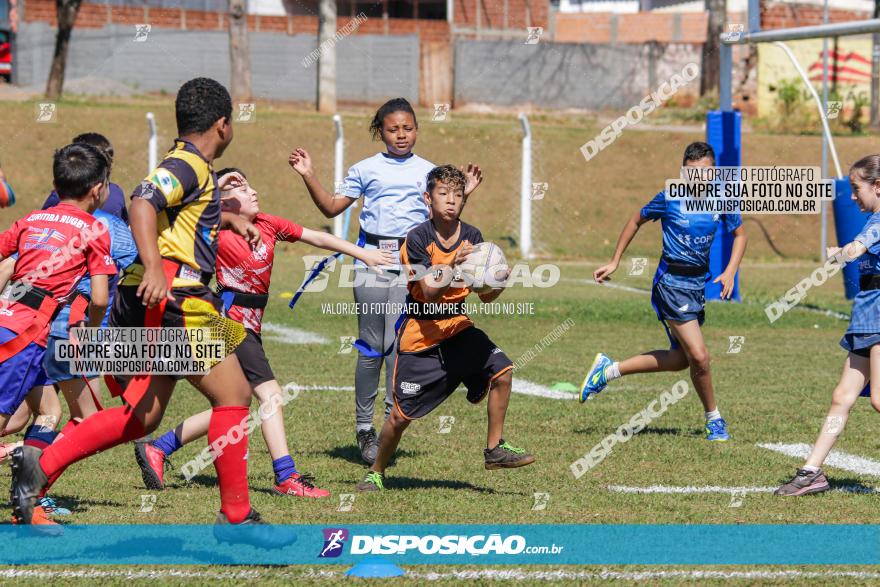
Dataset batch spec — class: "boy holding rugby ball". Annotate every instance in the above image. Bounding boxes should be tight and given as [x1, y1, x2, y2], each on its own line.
[356, 165, 534, 492]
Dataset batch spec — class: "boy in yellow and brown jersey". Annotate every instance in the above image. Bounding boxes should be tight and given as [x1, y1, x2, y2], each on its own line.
[356, 165, 535, 492]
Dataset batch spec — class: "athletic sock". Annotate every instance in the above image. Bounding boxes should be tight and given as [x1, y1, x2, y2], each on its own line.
[802, 464, 820, 473]
[39, 405, 147, 480]
[152, 429, 183, 456]
[272, 455, 298, 484]
[604, 362, 622, 381]
[356, 424, 374, 433]
[705, 409, 722, 422]
[209, 406, 250, 524]
[23, 424, 57, 450]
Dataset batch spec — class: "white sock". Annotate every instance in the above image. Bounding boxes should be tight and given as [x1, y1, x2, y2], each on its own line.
[802, 464, 819, 473]
[705, 409, 721, 421]
[604, 362, 621, 381]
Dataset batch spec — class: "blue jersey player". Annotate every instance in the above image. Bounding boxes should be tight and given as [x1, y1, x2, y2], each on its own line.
[776, 154, 880, 496]
[579, 142, 748, 442]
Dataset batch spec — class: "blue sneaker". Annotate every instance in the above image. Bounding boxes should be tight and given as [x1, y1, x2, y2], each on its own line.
[38, 496, 71, 516]
[580, 353, 612, 403]
[705, 418, 730, 441]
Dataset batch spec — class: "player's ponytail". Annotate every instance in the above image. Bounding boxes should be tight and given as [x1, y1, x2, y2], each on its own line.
[850, 154, 880, 184]
[369, 98, 417, 141]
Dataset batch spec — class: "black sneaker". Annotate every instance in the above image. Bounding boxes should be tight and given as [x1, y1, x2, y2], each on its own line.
[356, 471, 385, 492]
[774, 468, 831, 496]
[10, 446, 49, 525]
[484, 439, 536, 470]
[356, 428, 379, 465]
[213, 508, 297, 549]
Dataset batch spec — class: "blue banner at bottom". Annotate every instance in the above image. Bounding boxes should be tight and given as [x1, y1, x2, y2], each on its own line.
[1, 524, 877, 565]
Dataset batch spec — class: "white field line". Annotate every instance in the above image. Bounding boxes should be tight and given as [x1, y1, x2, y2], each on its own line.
[285, 380, 580, 400]
[608, 484, 877, 494]
[260, 322, 329, 345]
[759, 442, 880, 477]
[9, 569, 880, 582]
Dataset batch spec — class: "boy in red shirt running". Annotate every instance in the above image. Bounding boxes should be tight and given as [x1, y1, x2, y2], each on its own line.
[134, 167, 393, 497]
[0, 143, 115, 523]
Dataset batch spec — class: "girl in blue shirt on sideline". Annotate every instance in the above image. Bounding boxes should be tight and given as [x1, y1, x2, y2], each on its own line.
[776, 154, 880, 496]
[289, 98, 483, 464]
[579, 142, 748, 442]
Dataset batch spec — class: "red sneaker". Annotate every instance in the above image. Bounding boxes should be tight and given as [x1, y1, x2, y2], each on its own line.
[134, 440, 167, 490]
[273, 473, 330, 498]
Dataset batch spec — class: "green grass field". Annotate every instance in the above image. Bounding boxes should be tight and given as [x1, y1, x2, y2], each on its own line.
[2, 97, 880, 584]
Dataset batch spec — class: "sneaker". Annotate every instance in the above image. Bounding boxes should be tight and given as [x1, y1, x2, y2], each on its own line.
[0, 441, 22, 463]
[484, 439, 536, 470]
[273, 473, 330, 498]
[356, 471, 385, 492]
[705, 418, 730, 442]
[580, 353, 612, 402]
[213, 508, 297, 549]
[39, 496, 71, 516]
[12, 505, 63, 536]
[134, 440, 167, 490]
[775, 468, 831, 496]
[10, 446, 49, 525]
[356, 428, 379, 465]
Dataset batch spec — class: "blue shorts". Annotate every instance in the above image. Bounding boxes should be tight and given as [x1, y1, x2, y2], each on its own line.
[0, 326, 50, 415]
[651, 274, 705, 349]
[840, 333, 880, 358]
[44, 334, 97, 384]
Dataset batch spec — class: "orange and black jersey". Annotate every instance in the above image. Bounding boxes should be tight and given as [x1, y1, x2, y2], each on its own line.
[398, 220, 484, 353]
[121, 139, 220, 288]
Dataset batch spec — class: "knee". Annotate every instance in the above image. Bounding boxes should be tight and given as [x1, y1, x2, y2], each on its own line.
[388, 407, 409, 430]
[492, 370, 513, 391]
[831, 387, 857, 411]
[672, 353, 690, 371]
[687, 348, 711, 373]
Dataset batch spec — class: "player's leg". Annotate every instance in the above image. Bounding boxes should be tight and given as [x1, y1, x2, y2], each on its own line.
[251, 379, 329, 498]
[187, 352, 253, 524]
[381, 274, 408, 421]
[11, 375, 175, 524]
[58, 378, 100, 422]
[2, 401, 34, 436]
[775, 351, 869, 496]
[134, 409, 211, 490]
[666, 319, 728, 440]
[353, 271, 388, 464]
[21, 384, 61, 449]
[357, 404, 410, 491]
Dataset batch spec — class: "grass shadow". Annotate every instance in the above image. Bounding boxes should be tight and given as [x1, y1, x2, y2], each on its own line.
[324, 445, 420, 467]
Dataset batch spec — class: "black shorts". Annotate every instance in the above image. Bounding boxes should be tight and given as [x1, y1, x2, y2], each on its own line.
[110, 285, 245, 380]
[235, 329, 275, 386]
[393, 326, 513, 420]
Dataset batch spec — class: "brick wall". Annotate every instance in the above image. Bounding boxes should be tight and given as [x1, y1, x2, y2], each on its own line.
[762, 2, 871, 29]
[556, 12, 708, 44]
[22, 0, 451, 42]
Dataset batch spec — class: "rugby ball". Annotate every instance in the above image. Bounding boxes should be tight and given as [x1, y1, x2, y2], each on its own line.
[459, 242, 509, 293]
[0, 180, 14, 208]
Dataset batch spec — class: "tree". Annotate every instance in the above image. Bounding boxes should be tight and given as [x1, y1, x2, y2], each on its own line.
[700, 0, 726, 96]
[228, 0, 252, 103]
[316, 0, 337, 113]
[45, 0, 82, 99]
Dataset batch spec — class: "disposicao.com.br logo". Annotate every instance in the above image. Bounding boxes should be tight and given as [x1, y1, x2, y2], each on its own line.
[321, 530, 564, 557]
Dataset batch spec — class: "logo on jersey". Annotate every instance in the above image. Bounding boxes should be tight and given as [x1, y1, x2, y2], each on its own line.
[26, 227, 66, 245]
[150, 169, 179, 197]
[319, 528, 349, 558]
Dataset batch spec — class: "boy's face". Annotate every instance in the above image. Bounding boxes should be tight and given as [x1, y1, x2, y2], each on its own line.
[850, 173, 879, 212]
[220, 177, 259, 219]
[381, 111, 417, 157]
[425, 180, 465, 223]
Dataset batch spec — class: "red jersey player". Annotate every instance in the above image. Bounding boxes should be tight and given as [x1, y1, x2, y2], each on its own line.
[134, 167, 393, 498]
[0, 143, 115, 524]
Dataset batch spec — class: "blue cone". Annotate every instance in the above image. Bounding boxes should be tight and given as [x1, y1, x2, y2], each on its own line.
[344, 556, 405, 578]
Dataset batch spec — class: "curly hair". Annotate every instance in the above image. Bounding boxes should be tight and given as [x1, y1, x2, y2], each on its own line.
[175, 78, 232, 136]
[426, 165, 466, 194]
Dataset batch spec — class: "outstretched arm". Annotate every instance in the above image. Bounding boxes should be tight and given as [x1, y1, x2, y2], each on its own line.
[298, 227, 394, 268]
[594, 210, 648, 283]
[289, 148, 356, 218]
